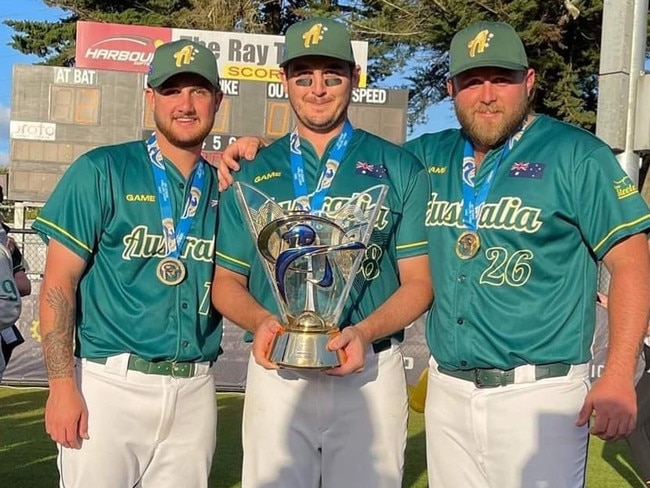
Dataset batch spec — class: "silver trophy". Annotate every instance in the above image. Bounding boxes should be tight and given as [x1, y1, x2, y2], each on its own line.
[234, 182, 388, 369]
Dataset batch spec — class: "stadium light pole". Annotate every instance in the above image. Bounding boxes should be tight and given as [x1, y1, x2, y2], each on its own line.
[595, 0, 649, 185]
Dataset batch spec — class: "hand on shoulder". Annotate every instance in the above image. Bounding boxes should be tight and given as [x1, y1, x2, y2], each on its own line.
[217, 137, 267, 191]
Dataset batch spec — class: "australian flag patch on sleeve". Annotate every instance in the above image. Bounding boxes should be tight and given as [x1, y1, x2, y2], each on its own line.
[356, 161, 388, 179]
[508, 162, 545, 179]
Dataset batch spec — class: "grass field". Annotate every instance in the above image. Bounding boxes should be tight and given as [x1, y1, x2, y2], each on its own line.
[0, 386, 645, 487]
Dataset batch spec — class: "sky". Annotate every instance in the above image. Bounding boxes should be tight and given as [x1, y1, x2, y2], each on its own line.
[0, 1, 67, 165]
[0, 1, 457, 166]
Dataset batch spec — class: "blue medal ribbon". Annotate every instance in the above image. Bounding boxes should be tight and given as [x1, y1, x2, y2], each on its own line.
[290, 120, 354, 212]
[146, 133, 205, 258]
[461, 128, 525, 231]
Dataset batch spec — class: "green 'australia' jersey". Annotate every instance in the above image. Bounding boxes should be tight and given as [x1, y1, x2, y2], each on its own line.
[33, 140, 223, 362]
[216, 129, 429, 343]
[404, 115, 650, 370]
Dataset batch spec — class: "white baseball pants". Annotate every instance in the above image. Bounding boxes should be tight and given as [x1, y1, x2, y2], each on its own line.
[58, 355, 217, 488]
[241, 342, 408, 488]
[425, 356, 590, 488]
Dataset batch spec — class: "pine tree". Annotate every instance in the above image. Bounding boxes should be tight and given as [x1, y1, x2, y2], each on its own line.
[351, 0, 612, 131]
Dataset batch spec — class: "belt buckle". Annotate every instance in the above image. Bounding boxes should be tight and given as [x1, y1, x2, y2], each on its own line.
[170, 361, 194, 378]
[473, 369, 498, 389]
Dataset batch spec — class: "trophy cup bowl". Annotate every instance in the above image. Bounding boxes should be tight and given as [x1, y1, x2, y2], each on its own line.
[235, 182, 388, 369]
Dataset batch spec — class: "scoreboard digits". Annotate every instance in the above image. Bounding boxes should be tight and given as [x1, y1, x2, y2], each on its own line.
[265, 101, 292, 138]
[50, 86, 101, 125]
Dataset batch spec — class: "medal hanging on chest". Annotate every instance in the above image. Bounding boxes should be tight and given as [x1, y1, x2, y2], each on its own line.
[156, 256, 187, 285]
[459, 127, 523, 260]
[146, 133, 205, 285]
[455, 231, 481, 260]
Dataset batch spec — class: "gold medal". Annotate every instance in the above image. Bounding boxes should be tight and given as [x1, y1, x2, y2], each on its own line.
[455, 231, 480, 260]
[156, 257, 186, 285]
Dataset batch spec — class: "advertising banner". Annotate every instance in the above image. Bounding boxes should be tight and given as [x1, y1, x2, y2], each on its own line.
[10, 121, 56, 141]
[75, 21, 172, 72]
[75, 21, 369, 86]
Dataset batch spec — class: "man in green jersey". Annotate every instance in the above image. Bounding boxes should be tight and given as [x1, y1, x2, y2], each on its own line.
[212, 17, 432, 488]
[33, 40, 223, 488]
[403, 21, 650, 488]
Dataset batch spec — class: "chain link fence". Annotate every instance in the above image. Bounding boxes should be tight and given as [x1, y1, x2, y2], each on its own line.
[1, 203, 46, 279]
[13, 229, 45, 279]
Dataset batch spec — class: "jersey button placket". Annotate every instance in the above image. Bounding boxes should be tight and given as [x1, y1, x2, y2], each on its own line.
[453, 260, 474, 367]
[179, 301, 190, 349]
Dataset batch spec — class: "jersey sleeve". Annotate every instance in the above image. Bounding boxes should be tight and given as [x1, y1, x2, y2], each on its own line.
[395, 156, 429, 259]
[574, 145, 650, 259]
[402, 138, 427, 170]
[215, 183, 256, 276]
[32, 154, 109, 261]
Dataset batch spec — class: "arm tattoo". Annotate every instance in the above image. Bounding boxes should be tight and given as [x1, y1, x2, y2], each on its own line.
[43, 286, 75, 380]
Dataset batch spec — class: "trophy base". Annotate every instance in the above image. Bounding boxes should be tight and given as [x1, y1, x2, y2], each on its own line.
[269, 330, 343, 369]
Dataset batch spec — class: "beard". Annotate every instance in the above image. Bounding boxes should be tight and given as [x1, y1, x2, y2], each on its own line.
[455, 95, 529, 150]
[154, 112, 214, 150]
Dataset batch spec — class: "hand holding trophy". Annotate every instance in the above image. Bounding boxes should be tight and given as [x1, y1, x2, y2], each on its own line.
[235, 182, 388, 369]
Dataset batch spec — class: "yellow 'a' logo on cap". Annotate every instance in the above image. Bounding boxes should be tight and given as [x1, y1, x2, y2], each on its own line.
[467, 29, 494, 58]
[174, 45, 197, 67]
[302, 23, 328, 48]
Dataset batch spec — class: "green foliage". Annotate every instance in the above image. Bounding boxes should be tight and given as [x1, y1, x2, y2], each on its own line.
[5, 17, 77, 67]
[351, 0, 610, 131]
[5, 1, 195, 66]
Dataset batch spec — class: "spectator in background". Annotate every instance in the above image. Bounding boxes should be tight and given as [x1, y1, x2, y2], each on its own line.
[0, 218, 31, 297]
[0, 185, 30, 379]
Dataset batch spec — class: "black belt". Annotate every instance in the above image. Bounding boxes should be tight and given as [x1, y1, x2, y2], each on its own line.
[372, 338, 392, 354]
[438, 362, 571, 388]
[87, 355, 208, 378]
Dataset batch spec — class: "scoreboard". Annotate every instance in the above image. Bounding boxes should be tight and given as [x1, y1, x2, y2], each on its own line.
[9, 65, 408, 202]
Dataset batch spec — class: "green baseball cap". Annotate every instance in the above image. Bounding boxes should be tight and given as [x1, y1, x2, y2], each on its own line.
[449, 21, 528, 78]
[148, 39, 220, 88]
[280, 18, 356, 68]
